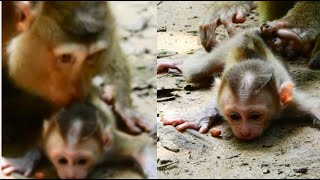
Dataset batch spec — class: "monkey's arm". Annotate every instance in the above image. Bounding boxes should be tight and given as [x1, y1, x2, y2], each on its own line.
[200, 1, 255, 52]
[158, 28, 267, 83]
[109, 130, 157, 179]
[293, 91, 320, 126]
[157, 50, 225, 81]
[260, 2, 320, 64]
[161, 97, 221, 133]
[1, 148, 42, 177]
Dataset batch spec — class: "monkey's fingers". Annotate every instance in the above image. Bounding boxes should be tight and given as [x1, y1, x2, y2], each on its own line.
[134, 116, 155, 133]
[221, 18, 236, 37]
[1, 166, 17, 176]
[309, 51, 320, 69]
[162, 118, 186, 126]
[157, 62, 182, 74]
[276, 29, 303, 47]
[121, 116, 143, 135]
[24, 168, 33, 177]
[260, 21, 288, 36]
[268, 37, 286, 53]
[175, 122, 207, 133]
[200, 22, 219, 52]
[275, 29, 308, 58]
[1, 159, 11, 169]
[199, 124, 210, 134]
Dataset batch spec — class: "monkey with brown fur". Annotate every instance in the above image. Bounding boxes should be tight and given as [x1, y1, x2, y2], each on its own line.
[199, 1, 320, 69]
[1, 98, 157, 179]
[159, 28, 320, 141]
[3, 1, 154, 139]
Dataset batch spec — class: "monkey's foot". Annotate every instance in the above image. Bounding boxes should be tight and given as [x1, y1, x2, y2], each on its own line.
[200, 22, 220, 52]
[161, 115, 215, 133]
[309, 50, 320, 69]
[157, 58, 183, 74]
[200, 6, 248, 52]
[261, 21, 313, 58]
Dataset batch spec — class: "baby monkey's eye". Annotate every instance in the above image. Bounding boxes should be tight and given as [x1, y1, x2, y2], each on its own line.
[58, 54, 73, 63]
[58, 157, 68, 165]
[77, 158, 87, 165]
[249, 112, 261, 121]
[229, 112, 241, 121]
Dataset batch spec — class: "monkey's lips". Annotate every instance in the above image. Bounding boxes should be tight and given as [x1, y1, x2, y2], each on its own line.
[234, 133, 262, 141]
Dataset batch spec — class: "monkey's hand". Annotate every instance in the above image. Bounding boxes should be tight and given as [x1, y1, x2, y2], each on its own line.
[115, 107, 156, 136]
[311, 107, 320, 126]
[200, 1, 254, 52]
[157, 58, 183, 74]
[1, 148, 42, 177]
[161, 107, 220, 133]
[309, 50, 320, 69]
[260, 22, 313, 59]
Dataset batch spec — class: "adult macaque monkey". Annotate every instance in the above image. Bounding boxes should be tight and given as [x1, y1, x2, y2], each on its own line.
[159, 28, 320, 141]
[2, 99, 157, 179]
[3, 1, 153, 135]
[199, 1, 320, 69]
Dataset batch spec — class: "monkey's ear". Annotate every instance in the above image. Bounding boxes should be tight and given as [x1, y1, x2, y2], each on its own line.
[102, 128, 113, 152]
[280, 82, 293, 108]
[14, 1, 35, 32]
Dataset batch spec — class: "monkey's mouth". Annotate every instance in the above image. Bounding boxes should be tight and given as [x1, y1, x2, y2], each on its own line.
[234, 133, 262, 141]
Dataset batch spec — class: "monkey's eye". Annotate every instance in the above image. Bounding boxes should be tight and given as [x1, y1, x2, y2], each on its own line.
[57, 54, 73, 63]
[58, 157, 68, 165]
[77, 158, 87, 165]
[249, 112, 261, 121]
[229, 112, 241, 121]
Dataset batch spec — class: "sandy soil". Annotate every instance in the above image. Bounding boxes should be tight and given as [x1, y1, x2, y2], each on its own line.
[157, 1, 320, 179]
[2, 1, 157, 179]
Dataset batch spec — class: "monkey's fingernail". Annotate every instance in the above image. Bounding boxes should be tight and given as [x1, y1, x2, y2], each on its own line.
[210, 128, 221, 137]
[34, 171, 45, 179]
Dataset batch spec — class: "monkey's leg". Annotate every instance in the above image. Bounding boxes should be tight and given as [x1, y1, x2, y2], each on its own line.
[157, 51, 225, 82]
[161, 99, 220, 133]
[293, 91, 320, 126]
[1, 148, 42, 177]
[200, 1, 254, 52]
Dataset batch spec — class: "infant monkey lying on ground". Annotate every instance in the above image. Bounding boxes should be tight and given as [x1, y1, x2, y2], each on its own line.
[2, 99, 156, 179]
[158, 28, 320, 141]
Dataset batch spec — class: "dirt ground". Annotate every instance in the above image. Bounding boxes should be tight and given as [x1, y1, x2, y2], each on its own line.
[157, 1, 320, 179]
[2, 1, 157, 179]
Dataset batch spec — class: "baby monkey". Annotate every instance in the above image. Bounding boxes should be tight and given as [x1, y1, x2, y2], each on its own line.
[158, 28, 320, 141]
[1, 101, 156, 179]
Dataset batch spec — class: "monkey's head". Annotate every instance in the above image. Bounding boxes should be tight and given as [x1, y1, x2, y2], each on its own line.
[42, 102, 112, 179]
[7, 2, 113, 107]
[215, 60, 293, 141]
